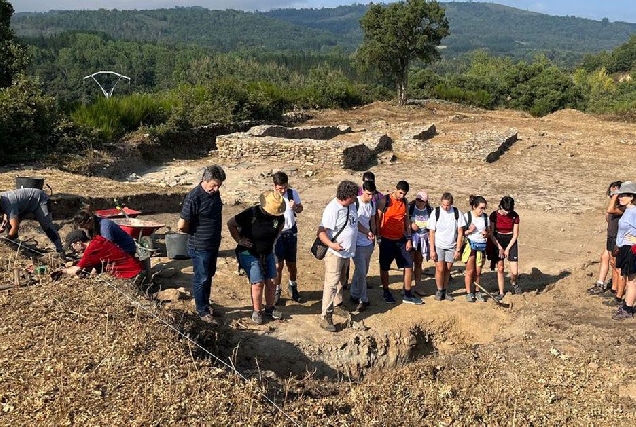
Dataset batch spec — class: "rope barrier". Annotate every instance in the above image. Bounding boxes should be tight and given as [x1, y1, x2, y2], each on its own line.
[94, 276, 301, 426]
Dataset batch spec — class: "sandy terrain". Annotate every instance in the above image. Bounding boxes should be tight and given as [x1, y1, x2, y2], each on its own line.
[1, 101, 635, 425]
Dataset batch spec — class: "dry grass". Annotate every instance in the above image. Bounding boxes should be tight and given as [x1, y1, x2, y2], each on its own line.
[1, 240, 635, 425]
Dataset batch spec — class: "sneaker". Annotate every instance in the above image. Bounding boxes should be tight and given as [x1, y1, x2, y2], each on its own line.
[475, 292, 486, 302]
[603, 297, 623, 307]
[612, 305, 634, 321]
[587, 285, 604, 296]
[288, 283, 302, 303]
[512, 284, 522, 295]
[320, 314, 337, 332]
[383, 290, 396, 304]
[403, 294, 423, 305]
[466, 293, 475, 302]
[274, 286, 282, 306]
[493, 293, 505, 302]
[199, 313, 219, 326]
[434, 290, 445, 301]
[355, 301, 366, 312]
[263, 306, 283, 320]
[333, 304, 350, 317]
[444, 290, 455, 302]
[251, 310, 263, 325]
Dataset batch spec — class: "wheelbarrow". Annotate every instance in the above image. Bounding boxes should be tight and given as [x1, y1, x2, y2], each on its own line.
[94, 207, 142, 218]
[113, 218, 165, 260]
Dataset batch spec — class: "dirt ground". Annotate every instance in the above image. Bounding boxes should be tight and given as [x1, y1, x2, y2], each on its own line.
[1, 101, 635, 425]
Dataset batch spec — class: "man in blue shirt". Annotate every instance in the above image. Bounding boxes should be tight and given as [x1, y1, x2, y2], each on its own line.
[177, 165, 227, 325]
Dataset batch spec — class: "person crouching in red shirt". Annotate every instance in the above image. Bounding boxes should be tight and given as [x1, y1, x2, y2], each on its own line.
[59, 229, 144, 280]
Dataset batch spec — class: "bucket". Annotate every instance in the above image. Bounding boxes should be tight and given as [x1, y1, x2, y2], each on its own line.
[165, 233, 190, 260]
[16, 177, 44, 190]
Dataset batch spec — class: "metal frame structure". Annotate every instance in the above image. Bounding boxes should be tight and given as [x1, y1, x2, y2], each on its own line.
[83, 71, 131, 98]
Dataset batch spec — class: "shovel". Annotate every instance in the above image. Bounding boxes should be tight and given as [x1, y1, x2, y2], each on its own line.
[474, 282, 513, 309]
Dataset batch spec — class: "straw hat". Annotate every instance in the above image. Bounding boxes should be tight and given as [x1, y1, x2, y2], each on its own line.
[259, 190, 285, 216]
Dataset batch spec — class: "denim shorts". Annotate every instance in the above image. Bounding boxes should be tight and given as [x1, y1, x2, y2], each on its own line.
[238, 251, 276, 284]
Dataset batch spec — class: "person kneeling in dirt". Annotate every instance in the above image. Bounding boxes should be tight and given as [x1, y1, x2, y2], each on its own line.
[0, 188, 65, 257]
[73, 209, 137, 256]
[227, 190, 286, 325]
[53, 229, 145, 282]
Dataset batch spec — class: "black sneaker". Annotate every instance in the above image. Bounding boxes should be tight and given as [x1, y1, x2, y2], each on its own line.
[603, 297, 623, 307]
[383, 290, 396, 304]
[263, 306, 283, 320]
[612, 305, 634, 321]
[288, 283, 302, 303]
[320, 314, 336, 332]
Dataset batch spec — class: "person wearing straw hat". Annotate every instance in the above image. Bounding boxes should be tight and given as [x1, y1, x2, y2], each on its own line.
[228, 190, 286, 325]
[0, 187, 65, 257]
[177, 165, 227, 325]
[611, 181, 636, 320]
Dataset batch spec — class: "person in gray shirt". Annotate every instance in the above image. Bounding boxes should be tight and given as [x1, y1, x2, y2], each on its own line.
[0, 188, 64, 255]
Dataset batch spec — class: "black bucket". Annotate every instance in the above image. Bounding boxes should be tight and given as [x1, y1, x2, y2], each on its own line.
[16, 177, 45, 190]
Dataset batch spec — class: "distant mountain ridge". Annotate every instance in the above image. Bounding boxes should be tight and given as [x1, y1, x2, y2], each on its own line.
[12, 2, 636, 61]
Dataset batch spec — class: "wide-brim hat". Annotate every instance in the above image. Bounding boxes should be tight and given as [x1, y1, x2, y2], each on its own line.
[65, 229, 89, 250]
[613, 181, 636, 195]
[259, 190, 285, 216]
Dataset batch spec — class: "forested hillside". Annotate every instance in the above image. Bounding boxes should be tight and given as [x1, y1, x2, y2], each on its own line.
[13, 3, 636, 64]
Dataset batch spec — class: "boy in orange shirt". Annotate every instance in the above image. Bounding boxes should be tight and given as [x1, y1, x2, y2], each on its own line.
[376, 181, 422, 305]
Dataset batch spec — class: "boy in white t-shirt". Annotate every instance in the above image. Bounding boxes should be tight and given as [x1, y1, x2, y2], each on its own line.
[317, 181, 359, 332]
[349, 181, 377, 312]
[428, 192, 466, 301]
[272, 171, 304, 305]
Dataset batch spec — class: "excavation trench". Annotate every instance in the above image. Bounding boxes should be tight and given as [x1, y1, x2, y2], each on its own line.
[209, 324, 437, 380]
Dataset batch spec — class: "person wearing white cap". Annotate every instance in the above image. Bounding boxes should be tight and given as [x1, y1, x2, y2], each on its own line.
[228, 190, 286, 325]
[611, 181, 636, 320]
[409, 190, 433, 290]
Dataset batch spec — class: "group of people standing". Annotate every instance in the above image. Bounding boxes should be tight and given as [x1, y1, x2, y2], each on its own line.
[588, 180, 636, 320]
[315, 172, 521, 332]
[1, 165, 524, 331]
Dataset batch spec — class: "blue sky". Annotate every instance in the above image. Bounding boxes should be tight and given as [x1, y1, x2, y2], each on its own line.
[12, 1, 636, 24]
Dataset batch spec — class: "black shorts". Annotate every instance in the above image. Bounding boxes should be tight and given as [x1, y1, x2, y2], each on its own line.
[616, 245, 636, 276]
[494, 233, 518, 262]
[606, 236, 617, 253]
[379, 237, 413, 270]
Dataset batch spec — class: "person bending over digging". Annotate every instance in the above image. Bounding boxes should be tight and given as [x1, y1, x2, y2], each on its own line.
[0, 188, 65, 258]
[52, 229, 145, 282]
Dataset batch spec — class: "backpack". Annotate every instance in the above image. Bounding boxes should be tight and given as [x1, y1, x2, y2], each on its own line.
[287, 188, 296, 217]
[434, 206, 459, 222]
[465, 210, 487, 231]
[409, 201, 432, 218]
[381, 193, 407, 213]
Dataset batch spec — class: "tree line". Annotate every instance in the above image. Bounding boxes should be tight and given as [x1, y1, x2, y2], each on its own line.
[2, 0, 636, 167]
